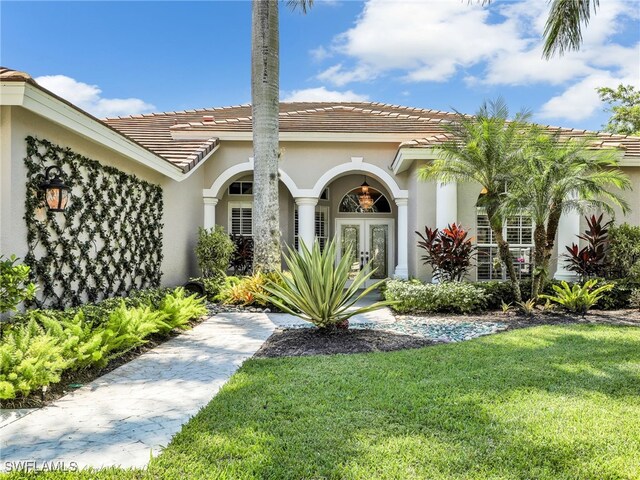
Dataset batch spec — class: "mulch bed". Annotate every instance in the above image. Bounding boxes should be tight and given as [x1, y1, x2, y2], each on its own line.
[254, 328, 436, 358]
[255, 309, 640, 358]
[0, 316, 207, 410]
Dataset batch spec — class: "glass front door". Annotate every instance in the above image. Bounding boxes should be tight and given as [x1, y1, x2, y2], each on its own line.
[337, 219, 393, 287]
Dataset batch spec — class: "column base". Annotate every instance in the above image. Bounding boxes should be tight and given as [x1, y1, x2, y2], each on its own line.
[393, 265, 409, 280]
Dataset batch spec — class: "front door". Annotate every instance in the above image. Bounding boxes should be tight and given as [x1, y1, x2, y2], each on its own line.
[336, 219, 394, 287]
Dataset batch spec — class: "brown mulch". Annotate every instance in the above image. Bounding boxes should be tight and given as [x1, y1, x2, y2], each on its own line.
[253, 328, 436, 358]
[0, 316, 206, 410]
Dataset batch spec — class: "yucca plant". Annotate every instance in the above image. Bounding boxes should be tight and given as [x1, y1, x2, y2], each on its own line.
[539, 279, 614, 315]
[259, 239, 393, 329]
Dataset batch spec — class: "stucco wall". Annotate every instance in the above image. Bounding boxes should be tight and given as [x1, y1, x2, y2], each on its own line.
[0, 106, 204, 287]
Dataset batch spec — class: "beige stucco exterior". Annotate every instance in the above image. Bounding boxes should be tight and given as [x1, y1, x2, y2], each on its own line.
[2, 83, 639, 295]
[0, 105, 205, 287]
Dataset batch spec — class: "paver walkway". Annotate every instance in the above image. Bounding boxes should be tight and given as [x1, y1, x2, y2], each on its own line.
[0, 312, 277, 471]
[1, 301, 394, 472]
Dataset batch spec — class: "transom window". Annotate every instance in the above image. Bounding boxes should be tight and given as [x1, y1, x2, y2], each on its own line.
[476, 209, 533, 281]
[229, 202, 252, 236]
[228, 181, 253, 195]
[339, 187, 391, 213]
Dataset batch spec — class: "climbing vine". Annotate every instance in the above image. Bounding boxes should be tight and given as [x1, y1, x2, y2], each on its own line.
[23, 136, 164, 309]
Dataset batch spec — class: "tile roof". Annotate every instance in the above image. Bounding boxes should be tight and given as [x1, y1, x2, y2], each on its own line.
[4, 67, 639, 170]
[402, 126, 640, 158]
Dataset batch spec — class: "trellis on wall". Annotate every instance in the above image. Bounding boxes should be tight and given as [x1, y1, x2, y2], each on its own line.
[23, 136, 164, 309]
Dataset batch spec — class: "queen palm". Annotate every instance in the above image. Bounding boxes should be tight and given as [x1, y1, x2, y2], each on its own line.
[504, 130, 630, 298]
[419, 98, 531, 303]
[251, 0, 312, 272]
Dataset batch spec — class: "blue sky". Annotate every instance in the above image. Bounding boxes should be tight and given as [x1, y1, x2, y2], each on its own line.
[2, 0, 639, 130]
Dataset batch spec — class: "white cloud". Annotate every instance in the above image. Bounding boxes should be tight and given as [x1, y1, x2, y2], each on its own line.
[35, 75, 155, 118]
[310, 46, 332, 62]
[282, 86, 369, 102]
[312, 0, 640, 124]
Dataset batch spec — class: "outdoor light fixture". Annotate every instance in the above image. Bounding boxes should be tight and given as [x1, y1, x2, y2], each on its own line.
[358, 177, 374, 211]
[40, 166, 70, 212]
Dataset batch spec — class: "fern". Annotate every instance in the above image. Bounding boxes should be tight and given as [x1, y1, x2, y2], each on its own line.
[158, 288, 207, 334]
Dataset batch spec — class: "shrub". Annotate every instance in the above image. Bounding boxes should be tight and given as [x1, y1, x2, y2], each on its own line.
[216, 272, 287, 307]
[0, 255, 37, 314]
[606, 223, 640, 280]
[540, 280, 614, 315]
[157, 287, 207, 334]
[565, 214, 611, 279]
[260, 240, 391, 328]
[416, 223, 476, 282]
[384, 279, 487, 314]
[0, 320, 69, 399]
[195, 226, 235, 278]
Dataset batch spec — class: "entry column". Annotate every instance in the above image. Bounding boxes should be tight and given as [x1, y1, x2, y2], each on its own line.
[203, 197, 218, 229]
[436, 182, 457, 229]
[395, 198, 409, 279]
[295, 197, 318, 252]
[554, 208, 581, 281]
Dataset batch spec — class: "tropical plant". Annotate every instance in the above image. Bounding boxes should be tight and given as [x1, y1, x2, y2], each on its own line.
[230, 235, 254, 275]
[606, 223, 640, 280]
[259, 239, 390, 329]
[540, 279, 614, 315]
[597, 84, 640, 136]
[250, 0, 312, 272]
[504, 131, 629, 298]
[195, 226, 235, 278]
[416, 223, 476, 282]
[516, 299, 537, 316]
[500, 301, 512, 313]
[541, 0, 600, 58]
[419, 98, 531, 302]
[0, 255, 37, 314]
[217, 271, 286, 307]
[565, 214, 613, 279]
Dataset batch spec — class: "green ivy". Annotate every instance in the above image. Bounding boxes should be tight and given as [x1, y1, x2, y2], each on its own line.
[23, 136, 164, 309]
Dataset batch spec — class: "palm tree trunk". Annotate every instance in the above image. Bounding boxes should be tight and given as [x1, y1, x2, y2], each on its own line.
[531, 224, 547, 299]
[487, 205, 522, 303]
[251, 0, 281, 272]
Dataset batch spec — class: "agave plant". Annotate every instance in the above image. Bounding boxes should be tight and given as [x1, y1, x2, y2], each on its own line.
[259, 239, 393, 329]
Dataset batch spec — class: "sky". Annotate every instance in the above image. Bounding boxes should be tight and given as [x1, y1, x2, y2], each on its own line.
[1, 0, 639, 131]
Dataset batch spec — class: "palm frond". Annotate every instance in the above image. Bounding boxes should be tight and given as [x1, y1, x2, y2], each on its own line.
[543, 0, 599, 58]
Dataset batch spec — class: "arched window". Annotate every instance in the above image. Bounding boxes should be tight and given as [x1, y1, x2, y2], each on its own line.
[339, 187, 391, 213]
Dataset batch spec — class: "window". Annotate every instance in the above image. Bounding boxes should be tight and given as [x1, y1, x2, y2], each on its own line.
[339, 187, 391, 213]
[229, 202, 252, 236]
[476, 210, 533, 281]
[228, 181, 253, 195]
[294, 205, 329, 250]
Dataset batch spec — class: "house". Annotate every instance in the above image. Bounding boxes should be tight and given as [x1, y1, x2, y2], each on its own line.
[2, 67, 639, 304]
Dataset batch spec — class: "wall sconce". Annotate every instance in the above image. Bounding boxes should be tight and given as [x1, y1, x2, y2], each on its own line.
[39, 166, 70, 212]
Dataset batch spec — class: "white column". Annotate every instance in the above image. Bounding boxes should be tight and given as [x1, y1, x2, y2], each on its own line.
[436, 182, 457, 229]
[203, 197, 218, 230]
[554, 208, 581, 281]
[296, 197, 318, 252]
[394, 198, 409, 279]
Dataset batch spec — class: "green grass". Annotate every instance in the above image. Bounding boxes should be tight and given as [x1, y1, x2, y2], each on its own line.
[6, 325, 640, 479]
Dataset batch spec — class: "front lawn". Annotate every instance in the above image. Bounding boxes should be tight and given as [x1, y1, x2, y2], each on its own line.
[13, 324, 640, 479]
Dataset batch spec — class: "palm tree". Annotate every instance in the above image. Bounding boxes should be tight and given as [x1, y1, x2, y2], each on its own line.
[542, 0, 600, 58]
[419, 98, 531, 303]
[504, 130, 630, 298]
[251, 0, 312, 273]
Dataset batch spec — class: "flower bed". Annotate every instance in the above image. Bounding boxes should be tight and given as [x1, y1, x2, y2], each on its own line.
[0, 287, 207, 404]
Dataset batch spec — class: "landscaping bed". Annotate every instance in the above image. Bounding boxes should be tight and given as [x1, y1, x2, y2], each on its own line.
[254, 328, 434, 358]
